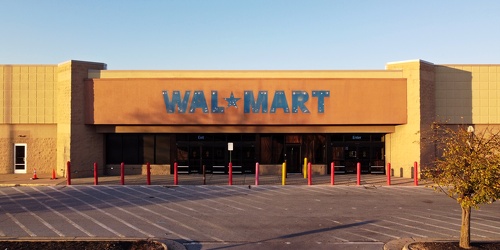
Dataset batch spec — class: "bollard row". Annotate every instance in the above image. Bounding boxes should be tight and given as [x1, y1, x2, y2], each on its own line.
[64, 160, 420, 186]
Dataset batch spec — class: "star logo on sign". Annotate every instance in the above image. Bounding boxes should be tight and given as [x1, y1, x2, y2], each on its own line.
[224, 92, 241, 108]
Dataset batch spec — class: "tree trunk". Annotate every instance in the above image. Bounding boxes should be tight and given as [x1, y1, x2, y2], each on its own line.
[460, 205, 471, 249]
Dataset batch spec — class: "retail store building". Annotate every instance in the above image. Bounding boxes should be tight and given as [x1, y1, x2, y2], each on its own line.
[1, 59, 498, 178]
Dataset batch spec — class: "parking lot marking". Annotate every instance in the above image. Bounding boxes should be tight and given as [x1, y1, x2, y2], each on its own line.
[104, 186, 222, 242]
[14, 187, 95, 237]
[141, 186, 223, 213]
[6, 213, 36, 237]
[394, 216, 463, 236]
[198, 186, 264, 210]
[177, 186, 245, 211]
[33, 187, 125, 237]
[0, 189, 65, 237]
[50, 187, 126, 238]
[70, 187, 156, 238]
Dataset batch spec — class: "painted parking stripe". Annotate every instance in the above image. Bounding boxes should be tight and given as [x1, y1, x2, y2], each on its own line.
[364, 221, 427, 238]
[16, 187, 95, 237]
[382, 219, 454, 237]
[233, 186, 275, 200]
[49, 186, 132, 238]
[198, 186, 264, 210]
[140, 186, 223, 213]
[155, 186, 240, 215]
[393, 216, 464, 236]
[113, 187, 229, 242]
[408, 213, 491, 237]
[70, 187, 156, 238]
[178, 186, 245, 211]
[32, 187, 124, 238]
[6, 213, 36, 237]
[427, 208, 500, 233]
[110, 186, 225, 242]
[0, 189, 64, 237]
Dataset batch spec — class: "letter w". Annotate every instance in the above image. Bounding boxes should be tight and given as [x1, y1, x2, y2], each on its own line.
[163, 90, 190, 113]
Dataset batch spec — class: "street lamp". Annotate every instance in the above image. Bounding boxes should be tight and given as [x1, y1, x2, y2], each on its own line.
[467, 126, 474, 134]
[467, 126, 475, 145]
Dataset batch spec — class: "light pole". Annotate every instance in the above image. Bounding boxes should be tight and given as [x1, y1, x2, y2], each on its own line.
[467, 126, 475, 147]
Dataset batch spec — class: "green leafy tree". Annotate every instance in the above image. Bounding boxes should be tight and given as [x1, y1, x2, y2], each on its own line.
[423, 124, 500, 248]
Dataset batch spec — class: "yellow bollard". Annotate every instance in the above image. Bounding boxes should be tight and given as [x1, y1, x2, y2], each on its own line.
[282, 162, 286, 185]
[303, 158, 308, 179]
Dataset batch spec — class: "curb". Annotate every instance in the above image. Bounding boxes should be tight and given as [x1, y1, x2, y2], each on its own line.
[0, 237, 186, 250]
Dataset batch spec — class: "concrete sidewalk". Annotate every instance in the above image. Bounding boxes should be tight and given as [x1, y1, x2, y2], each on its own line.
[0, 172, 425, 187]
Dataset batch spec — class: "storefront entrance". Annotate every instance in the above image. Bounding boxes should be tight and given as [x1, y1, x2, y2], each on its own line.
[285, 145, 301, 173]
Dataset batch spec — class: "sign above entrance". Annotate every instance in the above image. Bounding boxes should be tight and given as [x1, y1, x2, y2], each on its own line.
[162, 90, 330, 114]
[86, 78, 407, 125]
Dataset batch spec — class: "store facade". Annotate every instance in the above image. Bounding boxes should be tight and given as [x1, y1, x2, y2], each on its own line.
[1, 59, 499, 178]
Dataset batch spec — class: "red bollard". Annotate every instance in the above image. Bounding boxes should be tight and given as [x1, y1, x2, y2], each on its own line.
[228, 162, 233, 185]
[120, 162, 125, 185]
[255, 162, 259, 186]
[307, 162, 312, 185]
[66, 161, 71, 186]
[146, 162, 151, 185]
[94, 162, 98, 185]
[414, 161, 418, 186]
[331, 162, 335, 185]
[174, 162, 178, 185]
[356, 162, 361, 186]
[387, 163, 391, 186]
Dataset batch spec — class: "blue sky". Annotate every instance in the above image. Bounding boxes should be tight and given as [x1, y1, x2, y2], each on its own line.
[1, 1, 499, 70]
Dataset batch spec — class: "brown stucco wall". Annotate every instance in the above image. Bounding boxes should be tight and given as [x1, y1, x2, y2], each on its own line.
[86, 78, 407, 126]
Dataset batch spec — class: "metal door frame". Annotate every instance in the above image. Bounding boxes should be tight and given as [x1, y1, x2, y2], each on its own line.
[14, 143, 27, 174]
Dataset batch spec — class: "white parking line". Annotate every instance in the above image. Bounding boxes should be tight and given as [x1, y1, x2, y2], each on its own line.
[394, 216, 466, 236]
[382, 219, 453, 237]
[198, 186, 264, 210]
[69, 187, 156, 238]
[109, 186, 224, 242]
[49, 186, 135, 238]
[408, 213, 491, 238]
[142, 186, 223, 214]
[0, 189, 64, 237]
[178, 186, 245, 211]
[16, 187, 95, 237]
[6, 213, 36, 237]
[32, 187, 124, 238]
[364, 221, 427, 238]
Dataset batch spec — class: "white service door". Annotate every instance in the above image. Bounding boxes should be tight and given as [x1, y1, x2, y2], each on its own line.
[14, 144, 27, 174]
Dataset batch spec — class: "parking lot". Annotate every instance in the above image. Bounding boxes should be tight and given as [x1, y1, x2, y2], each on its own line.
[0, 183, 499, 250]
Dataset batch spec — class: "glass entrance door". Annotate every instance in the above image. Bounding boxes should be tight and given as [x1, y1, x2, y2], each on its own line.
[14, 144, 27, 174]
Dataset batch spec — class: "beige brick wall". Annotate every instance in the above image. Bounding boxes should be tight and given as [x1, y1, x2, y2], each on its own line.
[385, 60, 435, 178]
[436, 65, 500, 124]
[0, 65, 57, 124]
[56, 61, 107, 178]
[0, 65, 57, 174]
[0, 124, 56, 174]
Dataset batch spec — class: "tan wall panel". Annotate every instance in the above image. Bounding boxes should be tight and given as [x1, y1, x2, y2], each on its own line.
[87, 78, 407, 126]
[0, 124, 56, 174]
[0, 65, 57, 125]
[436, 65, 500, 124]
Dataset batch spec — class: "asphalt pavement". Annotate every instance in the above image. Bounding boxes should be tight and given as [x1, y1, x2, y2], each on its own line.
[0, 173, 499, 250]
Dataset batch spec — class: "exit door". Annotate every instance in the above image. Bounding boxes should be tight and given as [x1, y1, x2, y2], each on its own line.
[285, 145, 301, 173]
[14, 144, 27, 174]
